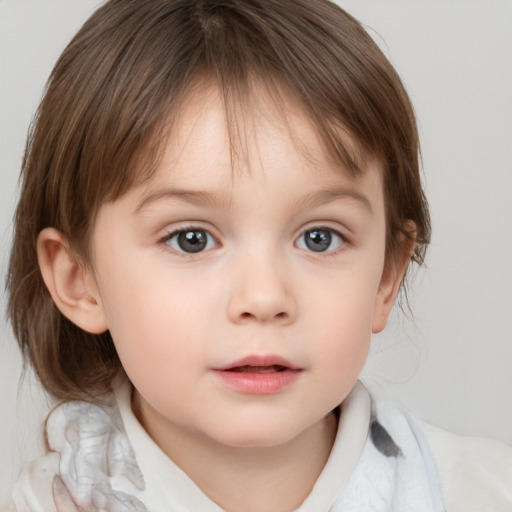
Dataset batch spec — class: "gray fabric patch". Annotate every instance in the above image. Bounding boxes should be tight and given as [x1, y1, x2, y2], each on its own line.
[370, 419, 403, 458]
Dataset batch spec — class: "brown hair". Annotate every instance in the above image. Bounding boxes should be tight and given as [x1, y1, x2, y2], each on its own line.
[7, 0, 430, 403]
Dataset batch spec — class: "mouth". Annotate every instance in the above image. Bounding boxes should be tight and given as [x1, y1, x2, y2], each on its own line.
[212, 355, 302, 394]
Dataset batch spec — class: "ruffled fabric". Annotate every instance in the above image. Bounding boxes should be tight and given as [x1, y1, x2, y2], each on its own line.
[46, 396, 146, 512]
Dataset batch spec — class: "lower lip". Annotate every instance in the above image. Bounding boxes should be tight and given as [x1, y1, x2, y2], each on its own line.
[212, 369, 301, 394]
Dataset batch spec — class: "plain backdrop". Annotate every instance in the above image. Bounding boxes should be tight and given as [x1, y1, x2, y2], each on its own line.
[1, 0, 511, 502]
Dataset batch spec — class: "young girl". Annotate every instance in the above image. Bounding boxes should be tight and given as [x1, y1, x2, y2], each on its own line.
[5, 0, 511, 510]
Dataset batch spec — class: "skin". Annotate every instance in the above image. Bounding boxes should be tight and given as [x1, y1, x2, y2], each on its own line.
[38, 84, 411, 511]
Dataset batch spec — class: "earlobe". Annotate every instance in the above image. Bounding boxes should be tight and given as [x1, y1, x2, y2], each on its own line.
[372, 224, 416, 333]
[37, 227, 108, 334]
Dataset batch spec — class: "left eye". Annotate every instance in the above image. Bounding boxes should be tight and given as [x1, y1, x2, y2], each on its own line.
[165, 229, 217, 254]
[296, 228, 344, 253]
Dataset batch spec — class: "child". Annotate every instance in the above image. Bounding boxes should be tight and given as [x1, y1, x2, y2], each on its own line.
[5, 0, 511, 510]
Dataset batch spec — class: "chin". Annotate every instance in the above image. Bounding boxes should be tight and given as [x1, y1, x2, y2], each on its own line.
[209, 421, 308, 449]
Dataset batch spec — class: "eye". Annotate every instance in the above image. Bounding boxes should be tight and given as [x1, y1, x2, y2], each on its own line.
[164, 229, 217, 254]
[296, 228, 344, 253]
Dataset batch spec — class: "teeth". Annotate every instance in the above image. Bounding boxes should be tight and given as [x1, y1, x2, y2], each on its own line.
[229, 365, 286, 373]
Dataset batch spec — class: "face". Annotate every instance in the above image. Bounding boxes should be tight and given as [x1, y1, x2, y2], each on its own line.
[88, 84, 396, 450]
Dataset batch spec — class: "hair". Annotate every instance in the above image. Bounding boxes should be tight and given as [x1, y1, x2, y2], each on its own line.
[7, 0, 430, 403]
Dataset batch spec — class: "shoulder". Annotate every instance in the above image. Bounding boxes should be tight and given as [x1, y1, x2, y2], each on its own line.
[421, 420, 512, 512]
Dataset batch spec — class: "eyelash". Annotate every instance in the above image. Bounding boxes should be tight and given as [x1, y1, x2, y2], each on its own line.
[158, 225, 347, 256]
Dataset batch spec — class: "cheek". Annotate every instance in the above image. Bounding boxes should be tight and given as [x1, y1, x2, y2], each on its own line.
[312, 303, 372, 410]
[305, 265, 381, 373]
[96, 255, 218, 376]
[308, 261, 382, 329]
[315, 299, 373, 370]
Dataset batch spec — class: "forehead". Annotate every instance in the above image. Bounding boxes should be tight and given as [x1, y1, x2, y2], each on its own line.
[140, 80, 384, 199]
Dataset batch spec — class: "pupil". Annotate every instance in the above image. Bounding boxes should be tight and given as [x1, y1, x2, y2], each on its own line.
[178, 230, 207, 253]
[305, 230, 331, 252]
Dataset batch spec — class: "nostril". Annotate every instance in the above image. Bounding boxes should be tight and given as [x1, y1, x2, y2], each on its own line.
[238, 311, 288, 321]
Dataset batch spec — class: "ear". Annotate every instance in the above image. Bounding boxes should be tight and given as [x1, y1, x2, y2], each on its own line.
[37, 227, 108, 334]
[372, 223, 417, 333]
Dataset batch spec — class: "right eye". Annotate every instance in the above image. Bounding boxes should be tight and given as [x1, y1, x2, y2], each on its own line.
[164, 229, 217, 254]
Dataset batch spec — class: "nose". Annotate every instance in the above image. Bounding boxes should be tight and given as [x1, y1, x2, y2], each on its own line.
[226, 255, 297, 326]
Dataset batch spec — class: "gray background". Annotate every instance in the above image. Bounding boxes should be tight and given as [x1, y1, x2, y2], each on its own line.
[1, 0, 511, 501]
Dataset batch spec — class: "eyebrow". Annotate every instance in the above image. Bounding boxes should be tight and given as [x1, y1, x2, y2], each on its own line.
[295, 187, 373, 214]
[135, 188, 231, 213]
[135, 185, 373, 214]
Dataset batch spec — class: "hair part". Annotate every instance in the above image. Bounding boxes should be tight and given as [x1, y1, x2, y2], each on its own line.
[7, 0, 430, 403]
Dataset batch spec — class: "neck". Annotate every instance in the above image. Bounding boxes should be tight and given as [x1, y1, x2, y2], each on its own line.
[133, 396, 338, 512]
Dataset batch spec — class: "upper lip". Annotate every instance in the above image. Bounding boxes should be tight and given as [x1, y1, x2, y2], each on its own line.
[213, 354, 301, 371]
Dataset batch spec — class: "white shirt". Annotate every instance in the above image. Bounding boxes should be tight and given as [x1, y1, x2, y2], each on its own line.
[11, 380, 512, 511]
